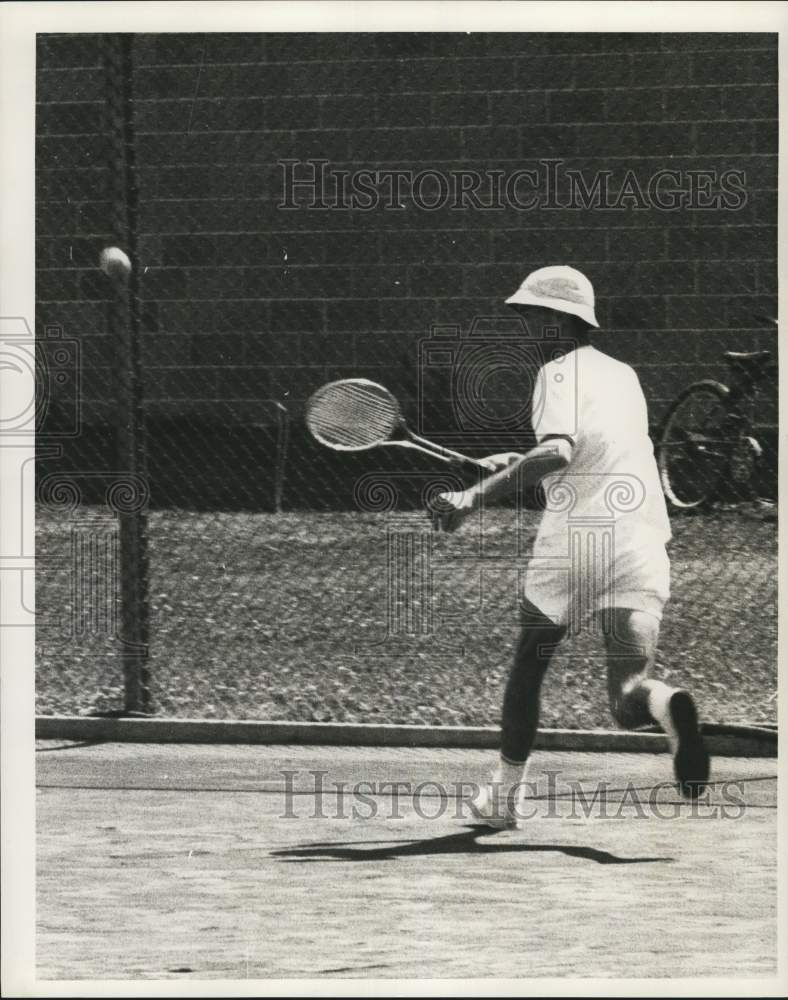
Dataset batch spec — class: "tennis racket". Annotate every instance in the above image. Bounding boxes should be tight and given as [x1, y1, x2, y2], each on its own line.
[305, 378, 489, 471]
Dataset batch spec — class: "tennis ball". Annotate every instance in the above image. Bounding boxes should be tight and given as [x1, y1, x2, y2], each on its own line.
[99, 246, 132, 278]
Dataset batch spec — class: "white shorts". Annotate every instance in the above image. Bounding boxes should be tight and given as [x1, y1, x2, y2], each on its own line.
[523, 540, 670, 628]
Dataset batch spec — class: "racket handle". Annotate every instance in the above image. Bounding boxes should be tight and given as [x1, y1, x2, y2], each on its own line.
[405, 431, 488, 470]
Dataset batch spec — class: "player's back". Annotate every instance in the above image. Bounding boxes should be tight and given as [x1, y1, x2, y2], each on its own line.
[571, 346, 650, 469]
[535, 345, 671, 551]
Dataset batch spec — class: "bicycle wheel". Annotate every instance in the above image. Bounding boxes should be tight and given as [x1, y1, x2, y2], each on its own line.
[656, 381, 731, 509]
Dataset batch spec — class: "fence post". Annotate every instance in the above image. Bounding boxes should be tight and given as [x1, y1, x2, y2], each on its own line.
[103, 33, 151, 715]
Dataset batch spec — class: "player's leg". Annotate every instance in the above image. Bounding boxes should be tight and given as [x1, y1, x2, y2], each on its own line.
[469, 598, 566, 829]
[501, 599, 567, 764]
[601, 606, 710, 798]
[601, 606, 659, 728]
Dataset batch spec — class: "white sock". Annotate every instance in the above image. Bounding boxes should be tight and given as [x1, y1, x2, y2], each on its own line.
[492, 756, 527, 790]
[645, 680, 679, 754]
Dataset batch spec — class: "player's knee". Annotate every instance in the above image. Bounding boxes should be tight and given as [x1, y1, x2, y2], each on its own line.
[515, 614, 565, 672]
[605, 609, 659, 662]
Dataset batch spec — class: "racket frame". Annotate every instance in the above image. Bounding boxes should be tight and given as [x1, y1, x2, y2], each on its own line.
[306, 378, 487, 471]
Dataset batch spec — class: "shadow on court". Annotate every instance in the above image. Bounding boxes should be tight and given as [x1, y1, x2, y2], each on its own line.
[272, 825, 673, 865]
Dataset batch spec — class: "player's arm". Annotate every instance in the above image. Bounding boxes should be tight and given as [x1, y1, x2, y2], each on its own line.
[433, 355, 576, 531]
[477, 437, 572, 503]
[432, 436, 572, 531]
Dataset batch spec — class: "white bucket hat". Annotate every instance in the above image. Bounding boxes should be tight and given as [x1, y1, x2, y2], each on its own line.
[505, 265, 599, 328]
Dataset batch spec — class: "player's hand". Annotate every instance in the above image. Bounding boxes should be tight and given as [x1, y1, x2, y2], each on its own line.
[430, 488, 479, 532]
[479, 451, 526, 473]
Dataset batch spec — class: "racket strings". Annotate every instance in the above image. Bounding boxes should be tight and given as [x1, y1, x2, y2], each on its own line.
[308, 382, 400, 449]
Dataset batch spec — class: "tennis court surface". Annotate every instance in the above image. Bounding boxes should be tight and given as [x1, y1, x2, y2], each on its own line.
[37, 740, 777, 980]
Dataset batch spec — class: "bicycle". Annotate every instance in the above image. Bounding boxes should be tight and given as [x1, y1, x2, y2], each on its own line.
[655, 347, 778, 511]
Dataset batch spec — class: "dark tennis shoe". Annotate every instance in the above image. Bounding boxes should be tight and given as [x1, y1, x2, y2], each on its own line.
[669, 690, 711, 799]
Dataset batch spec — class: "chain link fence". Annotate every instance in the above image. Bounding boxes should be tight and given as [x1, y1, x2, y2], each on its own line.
[35, 32, 778, 728]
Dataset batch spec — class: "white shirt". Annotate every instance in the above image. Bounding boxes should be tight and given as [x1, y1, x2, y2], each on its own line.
[532, 345, 671, 556]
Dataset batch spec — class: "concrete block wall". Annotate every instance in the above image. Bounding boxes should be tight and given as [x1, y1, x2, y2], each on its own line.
[36, 32, 778, 501]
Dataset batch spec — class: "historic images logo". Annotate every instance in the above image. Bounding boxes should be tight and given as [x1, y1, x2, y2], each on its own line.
[278, 769, 748, 822]
[280, 158, 747, 212]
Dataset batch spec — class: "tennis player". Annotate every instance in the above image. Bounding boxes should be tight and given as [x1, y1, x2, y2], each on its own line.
[434, 265, 711, 829]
